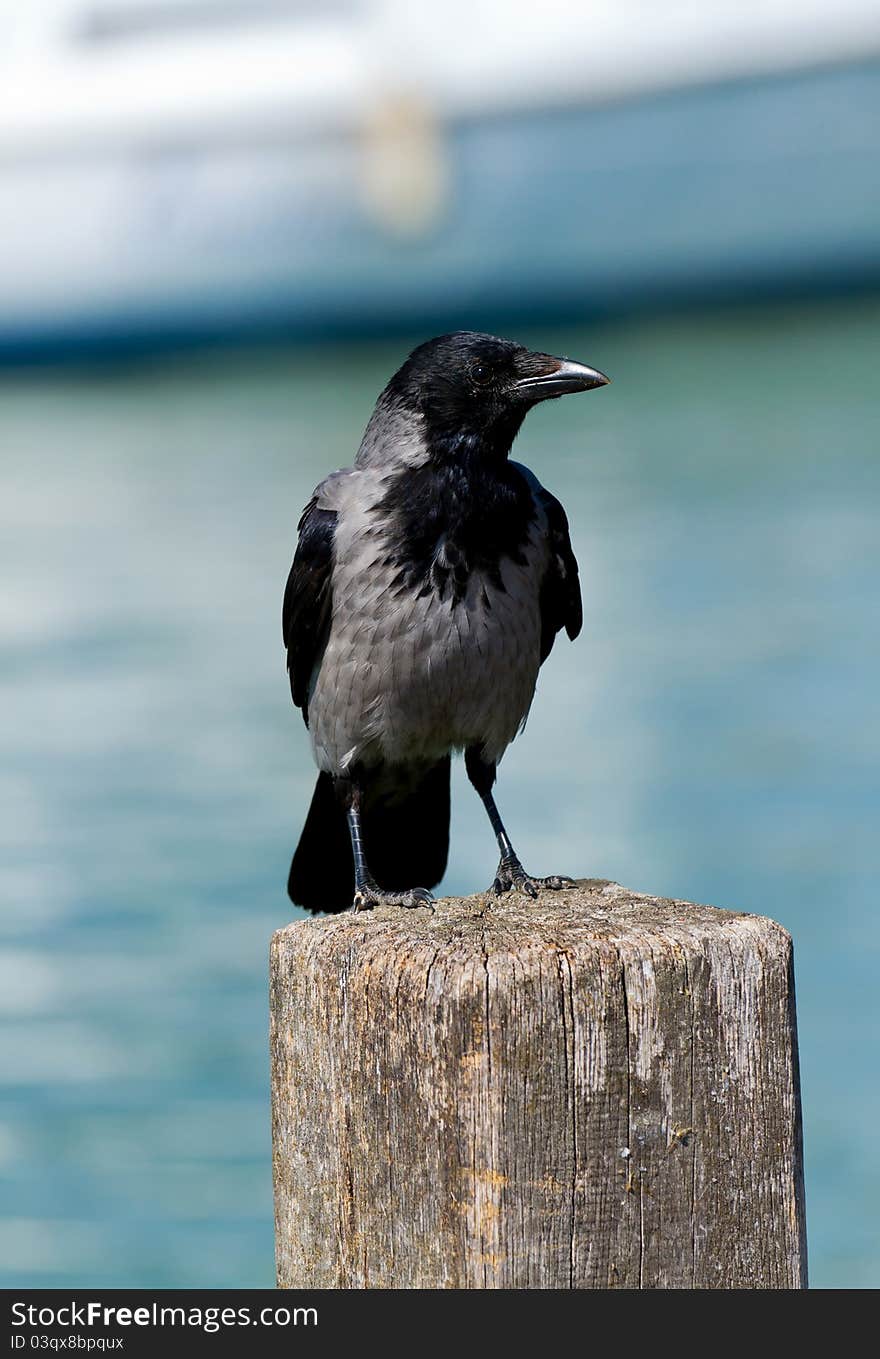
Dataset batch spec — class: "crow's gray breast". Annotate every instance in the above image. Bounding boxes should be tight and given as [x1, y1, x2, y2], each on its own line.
[304, 463, 552, 774]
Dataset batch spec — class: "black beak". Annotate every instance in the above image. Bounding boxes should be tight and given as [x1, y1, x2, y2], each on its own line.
[514, 355, 611, 403]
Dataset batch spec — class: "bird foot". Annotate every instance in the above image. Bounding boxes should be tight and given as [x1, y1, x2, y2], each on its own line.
[351, 883, 435, 913]
[491, 858, 576, 900]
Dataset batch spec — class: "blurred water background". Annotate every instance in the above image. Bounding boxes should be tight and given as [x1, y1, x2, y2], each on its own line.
[2, 0, 879, 1291]
[3, 299, 878, 1288]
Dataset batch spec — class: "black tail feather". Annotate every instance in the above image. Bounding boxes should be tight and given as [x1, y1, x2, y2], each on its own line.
[287, 772, 352, 912]
[288, 760, 451, 914]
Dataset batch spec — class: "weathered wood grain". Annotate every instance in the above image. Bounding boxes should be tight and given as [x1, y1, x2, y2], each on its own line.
[270, 880, 806, 1288]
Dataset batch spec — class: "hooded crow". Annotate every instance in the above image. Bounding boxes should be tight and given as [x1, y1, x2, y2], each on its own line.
[283, 331, 609, 912]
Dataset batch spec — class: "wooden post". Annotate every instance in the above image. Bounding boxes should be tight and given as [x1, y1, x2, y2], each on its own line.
[270, 879, 806, 1289]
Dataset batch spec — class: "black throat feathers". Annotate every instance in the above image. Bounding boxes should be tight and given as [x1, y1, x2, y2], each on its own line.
[376, 440, 536, 607]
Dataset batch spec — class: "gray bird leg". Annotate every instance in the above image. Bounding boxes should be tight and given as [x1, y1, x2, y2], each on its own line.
[464, 747, 575, 899]
[344, 782, 434, 912]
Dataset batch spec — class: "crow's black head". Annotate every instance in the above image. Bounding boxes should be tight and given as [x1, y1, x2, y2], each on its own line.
[383, 331, 609, 460]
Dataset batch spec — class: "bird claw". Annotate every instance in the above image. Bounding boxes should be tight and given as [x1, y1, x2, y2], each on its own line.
[352, 884, 435, 913]
[491, 860, 576, 900]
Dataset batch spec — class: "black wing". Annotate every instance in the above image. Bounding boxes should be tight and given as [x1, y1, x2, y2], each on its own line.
[536, 487, 582, 664]
[282, 496, 337, 723]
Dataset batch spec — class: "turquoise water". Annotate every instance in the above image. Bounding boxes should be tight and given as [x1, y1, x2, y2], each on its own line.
[1, 297, 878, 1287]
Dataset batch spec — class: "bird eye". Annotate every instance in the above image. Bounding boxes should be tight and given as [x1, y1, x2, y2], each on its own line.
[470, 361, 491, 386]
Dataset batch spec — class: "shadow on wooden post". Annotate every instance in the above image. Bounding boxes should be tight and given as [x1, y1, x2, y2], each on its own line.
[270, 879, 806, 1288]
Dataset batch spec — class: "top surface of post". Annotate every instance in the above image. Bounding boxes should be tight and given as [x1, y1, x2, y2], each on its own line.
[271, 877, 791, 955]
